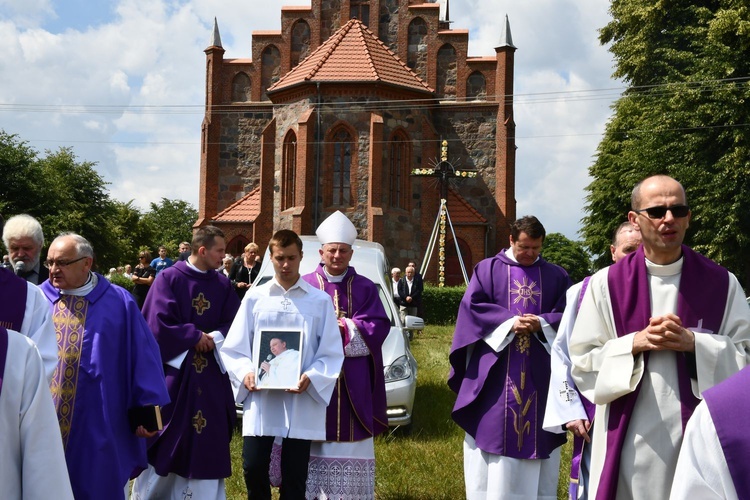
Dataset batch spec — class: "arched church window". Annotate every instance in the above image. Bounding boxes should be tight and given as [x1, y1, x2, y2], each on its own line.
[329, 127, 354, 207]
[282, 130, 297, 210]
[437, 44, 457, 99]
[261, 45, 281, 101]
[232, 72, 251, 102]
[467, 71, 486, 101]
[290, 20, 311, 68]
[389, 130, 411, 210]
[350, 0, 370, 26]
[407, 18, 428, 81]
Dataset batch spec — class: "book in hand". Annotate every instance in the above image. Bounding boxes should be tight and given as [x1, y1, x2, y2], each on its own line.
[128, 405, 163, 433]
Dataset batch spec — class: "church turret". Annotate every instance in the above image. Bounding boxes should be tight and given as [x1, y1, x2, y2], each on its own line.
[494, 14, 517, 243]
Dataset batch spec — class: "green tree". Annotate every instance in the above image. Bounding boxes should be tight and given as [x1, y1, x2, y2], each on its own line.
[542, 233, 591, 283]
[142, 198, 198, 255]
[0, 131, 46, 217]
[583, 1, 750, 286]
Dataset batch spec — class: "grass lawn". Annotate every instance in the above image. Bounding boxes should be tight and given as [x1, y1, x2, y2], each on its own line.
[224, 325, 572, 499]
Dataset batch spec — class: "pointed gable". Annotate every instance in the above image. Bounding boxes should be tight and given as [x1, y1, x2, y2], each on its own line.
[268, 18, 433, 94]
[212, 188, 261, 223]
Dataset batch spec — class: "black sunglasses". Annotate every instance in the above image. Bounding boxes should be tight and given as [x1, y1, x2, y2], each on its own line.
[634, 205, 690, 219]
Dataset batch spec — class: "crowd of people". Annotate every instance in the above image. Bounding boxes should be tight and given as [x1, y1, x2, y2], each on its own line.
[2, 174, 750, 500]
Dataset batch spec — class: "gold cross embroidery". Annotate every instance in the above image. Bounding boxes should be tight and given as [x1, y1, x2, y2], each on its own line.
[192, 410, 207, 434]
[192, 352, 208, 373]
[192, 292, 211, 315]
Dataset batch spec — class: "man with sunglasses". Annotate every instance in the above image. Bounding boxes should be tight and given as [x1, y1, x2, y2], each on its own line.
[569, 175, 750, 499]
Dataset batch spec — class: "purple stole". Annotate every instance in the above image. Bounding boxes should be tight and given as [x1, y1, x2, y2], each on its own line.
[50, 294, 89, 449]
[703, 366, 750, 498]
[502, 264, 546, 457]
[569, 277, 595, 500]
[597, 245, 728, 500]
[0, 327, 8, 398]
[0, 268, 27, 331]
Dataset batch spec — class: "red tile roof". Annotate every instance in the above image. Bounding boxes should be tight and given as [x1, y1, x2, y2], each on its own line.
[447, 188, 487, 224]
[268, 18, 433, 94]
[213, 187, 260, 223]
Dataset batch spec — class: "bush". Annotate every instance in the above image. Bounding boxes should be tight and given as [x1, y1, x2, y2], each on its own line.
[422, 285, 466, 325]
[108, 273, 135, 292]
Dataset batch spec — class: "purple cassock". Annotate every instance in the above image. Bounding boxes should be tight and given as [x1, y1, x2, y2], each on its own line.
[448, 251, 570, 459]
[704, 365, 750, 499]
[142, 261, 240, 479]
[0, 267, 27, 330]
[304, 264, 390, 441]
[595, 245, 728, 500]
[39, 275, 170, 500]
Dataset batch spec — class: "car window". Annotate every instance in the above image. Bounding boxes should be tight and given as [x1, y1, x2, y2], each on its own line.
[376, 285, 397, 327]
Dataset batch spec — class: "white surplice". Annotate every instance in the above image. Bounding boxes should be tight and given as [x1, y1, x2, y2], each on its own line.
[669, 401, 738, 500]
[221, 276, 344, 439]
[0, 329, 73, 498]
[570, 258, 750, 499]
[21, 280, 57, 382]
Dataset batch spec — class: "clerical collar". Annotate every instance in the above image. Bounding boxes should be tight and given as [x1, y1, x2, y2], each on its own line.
[59, 272, 97, 296]
[186, 259, 208, 274]
[323, 267, 349, 283]
[504, 248, 539, 265]
[645, 255, 683, 277]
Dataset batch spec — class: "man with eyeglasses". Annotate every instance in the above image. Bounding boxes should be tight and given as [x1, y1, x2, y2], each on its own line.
[39, 233, 169, 499]
[569, 175, 750, 499]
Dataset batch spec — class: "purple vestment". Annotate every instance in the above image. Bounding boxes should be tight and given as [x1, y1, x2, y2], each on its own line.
[0, 268, 27, 330]
[448, 251, 570, 458]
[142, 261, 240, 478]
[40, 275, 170, 499]
[596, 245, 729, 500]
[704, 365, 750, 498]
[303, 264, 390, 441]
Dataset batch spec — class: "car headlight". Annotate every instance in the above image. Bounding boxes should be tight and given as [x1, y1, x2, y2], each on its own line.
[384, 355, 412, 382]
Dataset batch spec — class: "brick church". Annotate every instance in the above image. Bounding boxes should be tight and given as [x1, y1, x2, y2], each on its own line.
[196, 0, 517, 285]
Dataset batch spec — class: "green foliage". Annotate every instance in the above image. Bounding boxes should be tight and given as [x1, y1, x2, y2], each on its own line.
[107, 273, 135, 292]
[585, 1, 750, 287]
[0, 129, 198, 273]
[422, 285, 466, 325]
[542, 233, 591, 283]
[141, 198, 198, 255]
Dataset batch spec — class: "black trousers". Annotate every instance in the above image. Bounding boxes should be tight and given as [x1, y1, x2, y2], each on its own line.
[242, 435, 312, 500]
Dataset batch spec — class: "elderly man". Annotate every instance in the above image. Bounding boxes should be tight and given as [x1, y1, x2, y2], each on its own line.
[543, 221, 641, 499]
[398, 265, 423, 323]
[570, 175, 750, 499]
[222, 229, 343, 499]
[2, 214, 48, 284]
[133, 226, 241, 500]
[39, 233, 169, 499]
[301, 210, 390, 500]
[448, 215, 571, 500]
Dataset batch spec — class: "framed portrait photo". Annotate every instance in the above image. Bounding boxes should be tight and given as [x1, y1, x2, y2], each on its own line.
[254, 328, 304, 389]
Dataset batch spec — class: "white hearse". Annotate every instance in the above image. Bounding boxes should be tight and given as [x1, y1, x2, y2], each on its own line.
[250, 236, 421, 428]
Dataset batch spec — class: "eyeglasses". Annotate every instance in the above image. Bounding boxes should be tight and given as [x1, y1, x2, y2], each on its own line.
[139, 255, 148, 259]
[44, 256, 87, 269]
[634, 205, 690, 219]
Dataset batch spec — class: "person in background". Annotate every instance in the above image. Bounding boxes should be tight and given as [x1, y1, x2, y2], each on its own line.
[2, 214, 48, 285]
[398, 265, 422, 324]
[150, 245, 174, 275]
[222, 256, 233, 278]
[131, 250, 156, 310]
[123, 264, 133, 279]
[229, 242, 262, 300]
[176, 241, 191, 262]
[390, 267, 402, 307]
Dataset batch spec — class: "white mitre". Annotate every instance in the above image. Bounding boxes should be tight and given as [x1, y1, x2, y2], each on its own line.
[316, 210, 357, 245]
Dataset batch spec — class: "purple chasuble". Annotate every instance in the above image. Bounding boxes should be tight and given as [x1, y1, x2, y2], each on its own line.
[449, 251, 571, 458]
[0, 327, 7, 398]
[596, 245, 729, 500]
[303, 264, 390, 441]
[703, 365, 750, 498]
[142, 260, 241, 478]
[40, 275, 169, 500]
[0, 267, 27, 331]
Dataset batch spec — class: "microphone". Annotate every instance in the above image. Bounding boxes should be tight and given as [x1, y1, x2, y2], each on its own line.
[258, 353, 273, 379]
[14, 260, 26, 274]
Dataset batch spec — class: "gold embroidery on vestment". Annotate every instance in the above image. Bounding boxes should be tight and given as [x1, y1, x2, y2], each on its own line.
[192, 352, 208, 373]
[192, 292, 211, 315]
[192, 410, 207, 433]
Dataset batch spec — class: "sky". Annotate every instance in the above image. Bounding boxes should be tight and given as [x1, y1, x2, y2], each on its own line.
[0, 0, 623, 240]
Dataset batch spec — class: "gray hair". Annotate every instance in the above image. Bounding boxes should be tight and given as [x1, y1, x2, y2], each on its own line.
[2, 214, 44, 250]
[54, 232, 94, 258]
[391, 267, 401, 274]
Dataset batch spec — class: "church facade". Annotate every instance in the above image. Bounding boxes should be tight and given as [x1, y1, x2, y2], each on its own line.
[197, 0, 517, 285]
